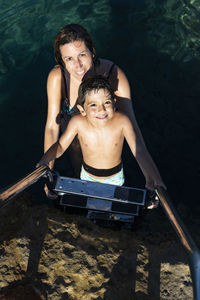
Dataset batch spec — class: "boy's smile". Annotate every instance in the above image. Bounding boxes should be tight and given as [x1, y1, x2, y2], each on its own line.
[78, 89, 115, 126]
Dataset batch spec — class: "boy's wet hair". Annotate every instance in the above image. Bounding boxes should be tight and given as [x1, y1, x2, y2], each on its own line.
[77, 75, 115, 107]
[54, 24, 99, 68]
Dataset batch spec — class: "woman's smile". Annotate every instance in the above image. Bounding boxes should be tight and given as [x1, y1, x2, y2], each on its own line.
[60, 40, 93, 81]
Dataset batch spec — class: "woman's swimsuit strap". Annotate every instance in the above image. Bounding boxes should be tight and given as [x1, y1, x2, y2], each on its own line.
[60, 67, 76, 116]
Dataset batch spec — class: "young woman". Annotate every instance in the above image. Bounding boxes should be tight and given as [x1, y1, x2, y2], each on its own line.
[44, 23, 163, 197]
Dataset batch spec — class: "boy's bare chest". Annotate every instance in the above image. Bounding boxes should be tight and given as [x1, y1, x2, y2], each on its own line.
[78, 126, 123, 150]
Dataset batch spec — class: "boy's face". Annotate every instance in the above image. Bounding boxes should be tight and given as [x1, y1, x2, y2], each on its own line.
[77, 88, 115, 126]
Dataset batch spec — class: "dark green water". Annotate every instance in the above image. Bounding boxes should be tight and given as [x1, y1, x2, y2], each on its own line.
[0, 0, 200, 211]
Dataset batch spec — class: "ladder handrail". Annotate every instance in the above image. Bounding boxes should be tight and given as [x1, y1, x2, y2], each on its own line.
[156, 186, 200, 300]
[0, 165, 49, 204]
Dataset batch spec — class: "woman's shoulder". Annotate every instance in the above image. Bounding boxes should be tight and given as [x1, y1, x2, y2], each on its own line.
[99, 58, 114, 66]
[48, 65, 62, 81]
[98, 59, 128, 83]
[97, 58, 117, 73]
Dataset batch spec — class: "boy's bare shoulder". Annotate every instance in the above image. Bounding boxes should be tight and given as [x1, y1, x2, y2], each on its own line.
[69, 114, 86, 126]
[70, 114, 81, 121]
[114, 111, 130, 122]
[113, 112, 132, 130]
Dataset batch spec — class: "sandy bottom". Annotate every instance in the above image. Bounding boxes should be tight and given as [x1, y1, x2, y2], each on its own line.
[0, 193, 199, 300]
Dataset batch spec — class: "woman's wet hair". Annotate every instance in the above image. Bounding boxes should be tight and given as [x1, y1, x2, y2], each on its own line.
[54, 24, 99, 67]
[77, 75, 115, 107]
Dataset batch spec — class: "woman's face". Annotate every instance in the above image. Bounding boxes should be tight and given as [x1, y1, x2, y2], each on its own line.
[60, 40, 93, 82]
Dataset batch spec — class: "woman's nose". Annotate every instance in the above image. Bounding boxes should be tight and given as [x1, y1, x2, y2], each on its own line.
[75, 58, 83, 68]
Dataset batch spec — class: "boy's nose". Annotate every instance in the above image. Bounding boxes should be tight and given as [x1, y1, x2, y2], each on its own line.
[98, 104, 106, 111]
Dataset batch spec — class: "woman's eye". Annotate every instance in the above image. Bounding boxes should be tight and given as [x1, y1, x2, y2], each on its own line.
[79, 53, 87, 58]
[65, 57, 72, 62]
[90, 103, 96, 107]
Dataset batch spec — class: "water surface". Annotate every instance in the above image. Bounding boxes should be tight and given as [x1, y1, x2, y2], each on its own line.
[0, 0, 200, 212]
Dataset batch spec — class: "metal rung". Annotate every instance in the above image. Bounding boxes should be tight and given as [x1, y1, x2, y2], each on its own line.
[54, 176, 146, 206]
[59, 195, 139, 216]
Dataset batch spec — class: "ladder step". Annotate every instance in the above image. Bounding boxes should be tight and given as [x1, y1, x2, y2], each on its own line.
[59, 194, 139, 216]
[54, 176, 146, 206]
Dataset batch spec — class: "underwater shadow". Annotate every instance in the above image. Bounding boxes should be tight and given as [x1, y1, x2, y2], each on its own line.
[102, 207, 192, 299]
[102, 231, 161, 299]
[0, 193, 49, 299]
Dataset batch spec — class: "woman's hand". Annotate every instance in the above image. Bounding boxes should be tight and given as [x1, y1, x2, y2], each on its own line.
[145, 177, 167, 191]
[145, 178, 166, 209]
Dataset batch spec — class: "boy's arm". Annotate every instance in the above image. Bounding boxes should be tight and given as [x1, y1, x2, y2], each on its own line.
[37, 116, 79, 167]
[37, 141, 64, 167]
[122, 115, 166, 190]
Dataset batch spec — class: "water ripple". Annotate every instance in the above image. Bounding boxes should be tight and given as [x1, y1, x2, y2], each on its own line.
[0, 0, 111, 75]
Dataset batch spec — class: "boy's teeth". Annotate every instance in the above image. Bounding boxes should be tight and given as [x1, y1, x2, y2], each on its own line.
[97, 115, 107, 119]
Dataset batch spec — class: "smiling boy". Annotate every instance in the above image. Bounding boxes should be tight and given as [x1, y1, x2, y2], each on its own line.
[38, 75, 165, 191]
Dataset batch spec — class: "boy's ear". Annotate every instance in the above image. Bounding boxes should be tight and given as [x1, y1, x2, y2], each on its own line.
[77, 104, 86, 116]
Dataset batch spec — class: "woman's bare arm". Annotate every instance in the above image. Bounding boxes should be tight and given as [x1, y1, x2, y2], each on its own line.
[44, 66, 63, 169]
[115, 67, 146, 145]
[121, 114, 165, 190]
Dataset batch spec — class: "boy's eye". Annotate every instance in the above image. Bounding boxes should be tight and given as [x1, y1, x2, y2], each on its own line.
[105, 100, 112, 105]
[90, 103, 96, 107]
[80, 53, 86, 57]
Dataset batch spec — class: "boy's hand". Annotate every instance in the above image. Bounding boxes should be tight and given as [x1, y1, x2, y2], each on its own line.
[36, 161, 58, 199]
